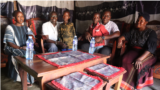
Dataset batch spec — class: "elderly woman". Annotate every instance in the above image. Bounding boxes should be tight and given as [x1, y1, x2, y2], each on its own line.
[3, 11, 34, 86]
[117, 12, 157, 90]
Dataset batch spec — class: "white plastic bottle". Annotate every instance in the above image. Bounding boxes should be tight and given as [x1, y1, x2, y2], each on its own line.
[26, 36, 34, 60]
[72, 35, 78, 51]
[89, 37, 95, 54]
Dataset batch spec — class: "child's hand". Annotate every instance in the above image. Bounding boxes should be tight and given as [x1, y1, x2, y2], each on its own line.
[85, 32, 92, 42]
[95, 36, 103, 43]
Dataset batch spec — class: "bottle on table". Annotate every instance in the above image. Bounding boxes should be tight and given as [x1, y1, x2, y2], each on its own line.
[26, 36, 34, 60]
[89, 37, 95, 54]
[72, 35, 78, 51]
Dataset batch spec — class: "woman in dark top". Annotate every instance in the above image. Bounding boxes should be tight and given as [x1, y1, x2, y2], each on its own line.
[3, 11, 34, 85]
[117, 12, 157, 90]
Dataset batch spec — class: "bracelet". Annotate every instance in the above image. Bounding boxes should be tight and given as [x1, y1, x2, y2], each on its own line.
[55, 41, 57, 45]
[102, 36, 105, 39]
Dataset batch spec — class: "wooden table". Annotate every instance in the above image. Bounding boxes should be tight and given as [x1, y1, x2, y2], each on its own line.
[105, 70, 126, 90]
[85, 70, 126, 90]
[15, 52, 110, 90]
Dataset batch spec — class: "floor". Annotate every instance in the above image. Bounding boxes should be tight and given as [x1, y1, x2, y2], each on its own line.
[1, 67, 160, 90]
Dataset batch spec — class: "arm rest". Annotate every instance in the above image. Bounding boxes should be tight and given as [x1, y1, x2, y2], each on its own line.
[36, 35, 48, 53]
[120, 40, 128, 55]
[108, 38, 118, 64]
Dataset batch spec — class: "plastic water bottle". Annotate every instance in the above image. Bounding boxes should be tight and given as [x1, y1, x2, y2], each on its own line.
[26, 36, 34, 60]
[89, 37, 95, 54]
[72, 35, 78, 51]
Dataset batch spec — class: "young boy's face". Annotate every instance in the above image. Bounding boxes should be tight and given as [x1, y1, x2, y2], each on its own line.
[15, 12, 24, 24]
[63, 12, 70, 23]
[93, 14, 100, 24]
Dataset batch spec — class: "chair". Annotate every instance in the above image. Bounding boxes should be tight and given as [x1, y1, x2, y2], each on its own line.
[1, 16, 10, 68]
[107, 38, 118, 64]
[26, 18, 46, 53]
[146, 20, 160, 79]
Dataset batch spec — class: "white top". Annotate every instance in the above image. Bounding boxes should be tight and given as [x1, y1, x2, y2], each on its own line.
[42, 21, 60, 41]
[103, 21, 120, 45]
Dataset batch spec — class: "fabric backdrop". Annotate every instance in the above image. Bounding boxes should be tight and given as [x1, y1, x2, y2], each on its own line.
[135, 1, 160, 23]
[17, 1, 74, 22]
[1, 0, 14, 18]
[75, 1, 160, 34]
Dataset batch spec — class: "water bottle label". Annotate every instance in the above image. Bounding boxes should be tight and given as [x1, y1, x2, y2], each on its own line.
[90, 43, 95, 47]
[73, 40, 77, 44]
[27, 43, 33, 49]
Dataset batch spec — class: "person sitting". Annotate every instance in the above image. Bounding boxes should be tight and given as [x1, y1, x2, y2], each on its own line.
[58, 10, 76, 50]
[42, 11, 66, 52]
[81, 12, 109, 53]
[117, 12, 157, 90]
[3, 11, 34, 86]
[97, 10, 120, 56]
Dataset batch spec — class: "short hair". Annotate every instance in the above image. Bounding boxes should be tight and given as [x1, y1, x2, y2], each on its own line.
[13, 11, 24, 17]
[102, 9, 111, 16]
[63, 10, 70, 16]
[49, 11, 57, 18]
[92, 12, 101, 18]
[139, 12, 150, 22]
[12, 10, 19, 17]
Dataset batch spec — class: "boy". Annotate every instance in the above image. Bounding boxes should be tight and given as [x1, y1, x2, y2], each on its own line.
[81, 12, 109, 53]
[58, 10, 76, 50]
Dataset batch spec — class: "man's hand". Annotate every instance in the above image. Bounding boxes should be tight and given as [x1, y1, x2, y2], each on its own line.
[57, 42, 67, 49]
[34, 43, 39, 48]
[95, 36, 103, 43]
[21, 46, 26, 50]
[117, 36, 125, 48]
[85, 32, 92, 42]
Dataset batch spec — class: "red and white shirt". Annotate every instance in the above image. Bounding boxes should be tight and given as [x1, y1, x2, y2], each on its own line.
[88, 22, 109, 47]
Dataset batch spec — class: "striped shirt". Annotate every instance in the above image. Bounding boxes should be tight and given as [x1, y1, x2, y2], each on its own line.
[3, 24, 34, 47]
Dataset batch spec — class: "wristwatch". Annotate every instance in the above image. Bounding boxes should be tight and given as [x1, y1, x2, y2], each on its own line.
[55, 41, 57, 45]
[102, 36, 105, 40]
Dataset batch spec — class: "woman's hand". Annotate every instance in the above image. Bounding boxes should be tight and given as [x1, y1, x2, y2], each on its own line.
[95, 36, 103, 43]
[117, 36, 125, 48]
[85, 32, 92, 42]
[135, 59, 142, 69]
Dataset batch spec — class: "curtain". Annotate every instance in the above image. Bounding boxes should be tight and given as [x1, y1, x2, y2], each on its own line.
[0, 0, 14, 18]
[135, 1, 160, 23]
[16, 1, 74, 22]
[75, 1, 136, 34]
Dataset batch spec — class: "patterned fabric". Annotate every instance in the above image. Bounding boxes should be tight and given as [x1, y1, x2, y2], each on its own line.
[36, 50, 100, 68]
[85, 63, 125, 80]
[3, 24, 34, 46]
[123, 28, 157, 54]
[3, 24, 34, 84]
[153, 62, 160, 79]
[58, 22, 76, 49]
[0, 1, 14, 18]
[120, 48, 156, 90]
[16, 1, 74, 21]
[51, 72, 103, 90]
[147, 25, 160, 47]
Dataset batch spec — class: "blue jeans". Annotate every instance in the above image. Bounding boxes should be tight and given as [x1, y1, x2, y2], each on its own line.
[44, 42, 58, 52]
[93, 46, 103, 53]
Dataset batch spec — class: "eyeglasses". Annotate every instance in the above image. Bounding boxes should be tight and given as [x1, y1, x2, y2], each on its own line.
[52, 15, 57, 18]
